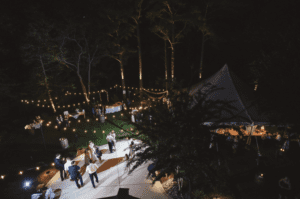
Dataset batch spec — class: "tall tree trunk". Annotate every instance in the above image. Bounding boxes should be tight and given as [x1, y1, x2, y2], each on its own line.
[199, 4, 209, 79]
[171, 22, 175, 82]
[88, 62, 91, 97]
[39, 56, 56, 113]
[120, 53, 126, 101]
[165, 39, 168, 91]
[199, 33, 205, 79]
[137, 22, 143, 100]
[77, 69, 90, 104]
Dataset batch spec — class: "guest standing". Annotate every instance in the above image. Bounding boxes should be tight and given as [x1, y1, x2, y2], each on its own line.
[84, 148, 91, 166]
[54, 154, 66, 181]
[64, 157, 72, 178]
[56, 116, 61, 131]
[106, 133, 113, 153]
[68, 161, 84, 189]
[129, 141, 135, 158]
[86, 159, 99, 188]
[111, 130, 117, 151]
[94, 146, 103, 162]
[124, 154, 130, 173]
[92, 107, 95, 118]
[126, 98, 131, 109]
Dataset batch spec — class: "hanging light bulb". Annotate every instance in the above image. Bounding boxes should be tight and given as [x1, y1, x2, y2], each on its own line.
[87, 119, 90, 122]
[68, 105, 70, 107]
[105, 116, 107, 119]
[58, 106, 60, 108]
[96, 118, 98, 121]
[44, 99, 46, 102]
[63, 106, 65, 108]
[42, 105, 45, 107]
[78, 103, 80, 105]
[55, 125, 58, 129]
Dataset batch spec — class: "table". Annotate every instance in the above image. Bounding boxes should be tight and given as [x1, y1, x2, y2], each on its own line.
[105, 102, 122, 114]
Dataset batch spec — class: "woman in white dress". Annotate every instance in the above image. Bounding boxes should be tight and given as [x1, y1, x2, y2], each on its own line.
[111, 131, 117, 150]
[88, 141, 98, 161]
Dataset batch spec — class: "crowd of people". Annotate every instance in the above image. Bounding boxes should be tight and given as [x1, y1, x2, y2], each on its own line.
[53, 131, 137, 190]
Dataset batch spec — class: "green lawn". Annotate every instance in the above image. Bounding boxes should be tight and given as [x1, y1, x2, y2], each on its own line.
[40, 111, 138, 150]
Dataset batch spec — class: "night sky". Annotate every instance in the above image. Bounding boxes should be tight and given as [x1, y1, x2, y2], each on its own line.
[1, 0, 299, 142]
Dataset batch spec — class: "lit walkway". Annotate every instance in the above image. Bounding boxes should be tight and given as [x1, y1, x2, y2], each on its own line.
[46, 139, 170, 199]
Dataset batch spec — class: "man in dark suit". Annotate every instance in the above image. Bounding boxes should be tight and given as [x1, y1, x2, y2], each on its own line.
[68, 161, 84, 189]
[54, 154, 66, 181]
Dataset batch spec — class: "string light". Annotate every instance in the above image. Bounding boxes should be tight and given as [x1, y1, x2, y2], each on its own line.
[73, 104, 75, 106]
[102, 130, 105, 134]
[84, 130, 87, 133]
[105, 116, 107, 119]
[78, 120, 81, 123]
[73, 129, 76, 132]
[113, 115, 115, 118]
[68, 121, 71, 124]
[36, 167, 40, 171]
[55, 126, 58, 129]
[93, 130, 96, 133]
[79, 93, 82, 95]
[42, 105, 45, 107]
[58, 106, 60, 108]
[44, 99, 46, 102]
[87, 119, 90, 122]
[96, 118, 98, 121]
[63, 106, 65, 108]
[64, 127, 67, 131]
[68, 105, 70, 108]
[19, 171, 23, 175]
[1, 175, 4, 179]
[55, 97, 57, 99]
[51, 163, 55, 166]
